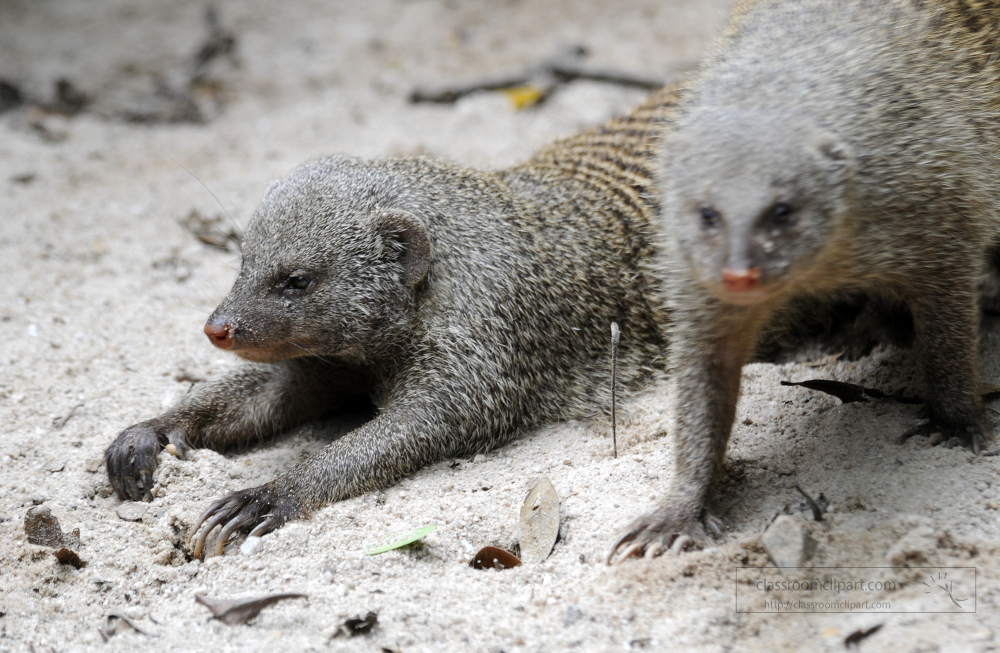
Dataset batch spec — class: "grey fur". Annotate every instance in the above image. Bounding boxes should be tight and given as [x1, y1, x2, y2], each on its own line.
[104, 89, 681, 554]
[611, 0, 1000, 560]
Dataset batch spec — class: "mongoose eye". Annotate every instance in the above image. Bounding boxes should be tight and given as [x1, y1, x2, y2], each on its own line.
[699, 206, 721, 230]
[768, 202, 795, 225]
[283, 271, 315, 297]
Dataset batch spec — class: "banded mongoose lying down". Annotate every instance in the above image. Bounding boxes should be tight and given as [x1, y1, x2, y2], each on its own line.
[610, 0, 1000, 560]
[105, 88, 680, 556]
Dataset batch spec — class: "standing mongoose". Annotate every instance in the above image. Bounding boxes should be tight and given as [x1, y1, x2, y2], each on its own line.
[610, 0, 1000, 560]
[105, 87, 681, 556]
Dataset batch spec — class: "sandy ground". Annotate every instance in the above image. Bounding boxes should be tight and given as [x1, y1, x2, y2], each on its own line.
[1, 1, 999, 651]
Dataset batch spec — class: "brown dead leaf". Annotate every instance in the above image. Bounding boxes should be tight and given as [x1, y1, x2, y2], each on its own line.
[844, 623, 882, 649]
[25, 506, 65, 548]
[194, 592, 307, 625]
[519, 477, 560, 563]
[782, 380, 924, 405]
[470, 546, 522, 570]
[781, 379, 882, 404]
[53, 546, 86, 569]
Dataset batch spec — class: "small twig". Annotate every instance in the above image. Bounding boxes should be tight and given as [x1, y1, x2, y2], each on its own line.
[611, 322, 620, 459]
[409, 75, 531, 104]
[793, 484, 825, 522]
[409, 56, 688, 105]
[54, 404, 84, 429]
[549, 63, 663, 90]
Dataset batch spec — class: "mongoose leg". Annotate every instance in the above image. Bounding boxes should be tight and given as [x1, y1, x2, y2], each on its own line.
[609, 306, 761, 563]
[905, 284, 988, 453]
[105, 358, 366, 502]
[189, 403, 453, 557]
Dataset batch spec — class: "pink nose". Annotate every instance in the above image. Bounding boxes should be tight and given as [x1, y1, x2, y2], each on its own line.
[204, 322, 234, 349]
[721, 267, 761, 292]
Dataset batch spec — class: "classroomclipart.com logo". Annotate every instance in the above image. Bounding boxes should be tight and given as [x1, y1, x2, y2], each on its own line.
[734, 567, 976, 613]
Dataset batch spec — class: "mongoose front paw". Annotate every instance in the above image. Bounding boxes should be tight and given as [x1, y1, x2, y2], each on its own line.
[105, 420, 189, 502]
[607, 505, 721, 564]
[900, 417, 987, 454]
[189, 483, 304, 558]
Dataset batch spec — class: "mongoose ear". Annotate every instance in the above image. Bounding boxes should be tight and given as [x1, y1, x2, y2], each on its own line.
[374, 209, 432, 287]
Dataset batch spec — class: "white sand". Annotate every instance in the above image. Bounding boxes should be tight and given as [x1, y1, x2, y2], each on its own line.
[1, 1, 998, 651]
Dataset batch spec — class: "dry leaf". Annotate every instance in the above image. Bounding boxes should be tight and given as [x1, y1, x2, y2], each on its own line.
[53, 546, 86, 569]
[519, 477, 560, 563]
[783, 379, 937, 405]
[844, 623, 882, 649]
[781, 379, 882, 404]
[331, 612, 378, 638]
[24, 506, 65, 548]
[470, 546, 521, 570]
[501, 85, 544, 110]
[195, 592, 307, 625]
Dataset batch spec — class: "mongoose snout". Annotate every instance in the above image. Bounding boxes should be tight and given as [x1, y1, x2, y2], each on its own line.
[204, 321, 234, 349]
[720, 267, 761, 293]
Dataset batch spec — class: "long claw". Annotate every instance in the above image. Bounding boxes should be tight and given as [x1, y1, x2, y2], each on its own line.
[611, 541, 645, 566]
[644, 541, 665, 559]
[215, 516, 247, 556]
[669, 534, 693, 556]
[190, 501, 223, 546]
[192, 512, 228, 559]
[248, 517, 276, 539]
[607, 533, 636, 565]
[140, 469, 155, 502]
[123, 463, 144, 501]
[108, 467, 127, 501]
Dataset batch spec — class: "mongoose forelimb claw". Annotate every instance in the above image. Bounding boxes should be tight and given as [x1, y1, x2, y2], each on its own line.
[104, 420, 170, 502]
[607, 508, 719, 565]
[189, 484, 298, 558]
[899, 418, 986, 455]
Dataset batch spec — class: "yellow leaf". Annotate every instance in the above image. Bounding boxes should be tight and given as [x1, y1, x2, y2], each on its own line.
[502, 85, 544, 110]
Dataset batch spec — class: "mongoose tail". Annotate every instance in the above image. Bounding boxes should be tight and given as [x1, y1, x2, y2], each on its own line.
[611, 0, 1000, 561]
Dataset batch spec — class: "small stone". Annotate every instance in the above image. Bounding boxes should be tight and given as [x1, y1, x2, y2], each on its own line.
[47, 458, 67, 473]
[182, 561, 200, 577]
[164, 444, 178, 456]
[25, 506, 65, 547]
[473, 454, 486, 463]
[987, 501, 999, 510]
[116, 502, 147, 522]
[30, 495, 47, 505]
[240, 536, 262, 556]
[762, 515, 815, 569]
[84, 458, 103, 473]
[564, 605, 583, 627]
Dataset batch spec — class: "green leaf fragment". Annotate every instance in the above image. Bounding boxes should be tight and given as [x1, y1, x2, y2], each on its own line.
[364, 524, 437, 555]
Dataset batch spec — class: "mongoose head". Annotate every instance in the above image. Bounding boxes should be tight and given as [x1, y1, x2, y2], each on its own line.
[662, 108, 854, 306]
[204, 156, 431, 363]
